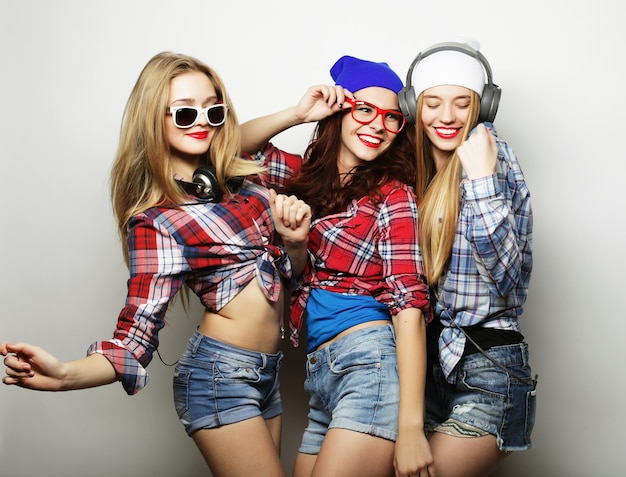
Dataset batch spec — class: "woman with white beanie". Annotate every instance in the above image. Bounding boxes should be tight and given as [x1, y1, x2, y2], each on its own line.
[398, 39, 537, 476]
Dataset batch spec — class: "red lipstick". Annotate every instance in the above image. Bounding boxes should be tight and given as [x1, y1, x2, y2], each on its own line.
[188, 131, 209, 140]
[434, 128, 460, 140]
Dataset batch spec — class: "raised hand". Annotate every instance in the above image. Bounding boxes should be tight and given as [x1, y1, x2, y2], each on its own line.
[457, 123, 498, 180]
[269, 188, 311, 277]
[295, 84, 352, 123]
[269, 189, 311, 241]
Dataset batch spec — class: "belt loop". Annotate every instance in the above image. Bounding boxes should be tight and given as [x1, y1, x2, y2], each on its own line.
[191, 327, 202, 357]
[521, 342, 530, 368]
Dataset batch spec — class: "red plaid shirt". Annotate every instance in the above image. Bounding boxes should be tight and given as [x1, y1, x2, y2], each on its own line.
[87, 180, 294, 395]
[255, 143, 431, 348]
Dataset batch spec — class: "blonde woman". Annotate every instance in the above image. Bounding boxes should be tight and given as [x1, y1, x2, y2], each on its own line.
[399, 40, 536, 477]
[1, 51, 310, 477]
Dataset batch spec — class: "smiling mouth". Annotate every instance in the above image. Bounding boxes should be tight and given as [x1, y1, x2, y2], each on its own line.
[434, 127, 460, 139]
[358, 134, 382, 147]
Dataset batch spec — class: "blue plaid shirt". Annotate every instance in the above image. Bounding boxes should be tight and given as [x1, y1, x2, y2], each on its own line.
[434, 123, 533, 383]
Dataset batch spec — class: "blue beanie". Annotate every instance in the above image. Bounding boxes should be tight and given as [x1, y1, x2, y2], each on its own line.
[330, 55, 404, 94]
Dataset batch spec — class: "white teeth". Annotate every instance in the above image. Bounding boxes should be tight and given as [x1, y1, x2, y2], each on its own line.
[436, 128, 456, 135]
[360, 135, 381, 144]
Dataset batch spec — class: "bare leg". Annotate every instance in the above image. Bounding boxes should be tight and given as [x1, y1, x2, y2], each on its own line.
[192, 415, 285, 477]
[265, 414, 283, 451]
[292, 452, 317, 477]
[428, 432, 509, 477]
[294, 428, 394, 477]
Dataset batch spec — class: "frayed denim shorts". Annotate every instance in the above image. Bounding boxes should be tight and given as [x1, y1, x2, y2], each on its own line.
[173, 329, 283, 436]
[298, 324, 399, 455]
[425, 342, 537, 452]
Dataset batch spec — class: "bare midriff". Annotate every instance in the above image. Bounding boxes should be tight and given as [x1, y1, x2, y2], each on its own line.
[198, 279, 285, 354]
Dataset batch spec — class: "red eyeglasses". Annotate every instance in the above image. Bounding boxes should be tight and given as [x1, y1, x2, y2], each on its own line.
[344, 97, 406, 134]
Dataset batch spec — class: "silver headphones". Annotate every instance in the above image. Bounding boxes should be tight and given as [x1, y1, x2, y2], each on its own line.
[398, 41, 501, 125]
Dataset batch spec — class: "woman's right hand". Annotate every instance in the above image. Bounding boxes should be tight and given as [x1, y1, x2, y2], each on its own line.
[1, 342, 66, 391]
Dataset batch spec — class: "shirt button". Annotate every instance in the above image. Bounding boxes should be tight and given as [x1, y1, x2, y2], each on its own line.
[309, 356, 317, 364]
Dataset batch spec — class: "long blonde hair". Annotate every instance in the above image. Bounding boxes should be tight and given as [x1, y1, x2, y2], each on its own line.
[110, 52, 264, 264]
[415, 92, 480, 285]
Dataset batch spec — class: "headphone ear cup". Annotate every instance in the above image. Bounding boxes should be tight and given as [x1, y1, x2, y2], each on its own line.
[192, 166, 222, 202]
[479, 83, 501, 123]
[398, 86, 417, 125]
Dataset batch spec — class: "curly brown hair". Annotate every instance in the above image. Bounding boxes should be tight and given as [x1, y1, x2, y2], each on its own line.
[284, 112, 416, 218]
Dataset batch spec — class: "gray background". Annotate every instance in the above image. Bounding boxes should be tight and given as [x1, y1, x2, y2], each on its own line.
[1, 1, 623, 476]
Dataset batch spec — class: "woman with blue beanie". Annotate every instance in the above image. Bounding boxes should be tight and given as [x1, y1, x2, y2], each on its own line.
[398, 39, 536, 476]
[242, 56, 434, 477]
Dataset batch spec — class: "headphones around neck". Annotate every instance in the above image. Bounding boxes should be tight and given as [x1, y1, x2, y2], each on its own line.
[398, 41, 501, 125]
[176, 166, 244, 202]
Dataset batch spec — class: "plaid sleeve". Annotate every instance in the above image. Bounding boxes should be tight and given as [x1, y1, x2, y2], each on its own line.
[377, 184, 431, 319]
[86, 340, 148, 395]
[253, 142, 303, 189]
[460, 133, 532, 297]
[87, 214, 187, 395]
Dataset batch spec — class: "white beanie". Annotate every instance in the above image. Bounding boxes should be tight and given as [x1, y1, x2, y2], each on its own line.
[412, 39, 486, 98]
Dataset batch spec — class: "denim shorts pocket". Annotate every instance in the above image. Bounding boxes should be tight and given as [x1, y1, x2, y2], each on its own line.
[524, 387, 537, 444]
[329, 344, 381, 375]
[459, 365, 507, 401]
[173, 367, 192, 420]
[214, 355, 262, 383]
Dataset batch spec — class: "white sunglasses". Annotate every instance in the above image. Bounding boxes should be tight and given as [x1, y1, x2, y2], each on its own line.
[166, 103, 227, 128]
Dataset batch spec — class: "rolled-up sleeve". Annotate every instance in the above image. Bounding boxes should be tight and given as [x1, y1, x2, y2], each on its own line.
[87, 215, 186, 395]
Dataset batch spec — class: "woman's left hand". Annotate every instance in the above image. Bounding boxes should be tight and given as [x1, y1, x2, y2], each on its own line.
[457, 123, 498, 180]
[269, 189, 311, 243]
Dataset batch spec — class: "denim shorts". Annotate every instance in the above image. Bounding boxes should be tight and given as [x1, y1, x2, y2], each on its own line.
[298, 324, 399, 454]
[173, 329, 283, 436]
[425, 342, 537, 452]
